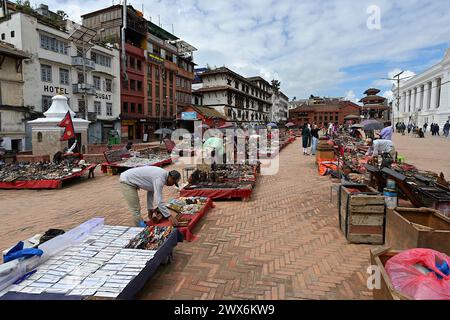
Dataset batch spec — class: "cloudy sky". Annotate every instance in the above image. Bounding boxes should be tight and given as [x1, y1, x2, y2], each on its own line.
[36, 0, 450, 101]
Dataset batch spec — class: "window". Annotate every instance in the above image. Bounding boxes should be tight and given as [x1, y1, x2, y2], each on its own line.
[42, 95, 52, 112]
[93, 76, 101, 90]
[156, 103, 160, 115]
[147, 64, 152, 77]
[105, 79, 112, 92]
[78, 100, 86, 117]
[106, 103, 112, 116]
[90, 51, 111, 67]
[130, 80, 136, 91]
[10, 31, 14, 38]
[41, 65, 52, 82]
[37, 132, 43, 143]
[77, 72, 84, 84]
[131, 103, 135, 113]
[123, 102, 128, 113]
[40, 34, 68, 55]
[138, 104, 142, 114]
[155, 67, 160, 79]
[130, 57, 135, 69]
[137, 60, 142, 71]
[59, 68, 69, 85]
[137, 81, 142, 92]
[155, 84, 160, 96]
[94, 101, 101, 115]
[1, 33, 4, 40]
[148, 102, 152, 114]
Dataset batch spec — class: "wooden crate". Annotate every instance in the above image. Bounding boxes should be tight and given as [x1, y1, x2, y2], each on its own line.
[370, 247, 412, 300]
[339, 185, 386, 244]
[386, 207, 450, 255]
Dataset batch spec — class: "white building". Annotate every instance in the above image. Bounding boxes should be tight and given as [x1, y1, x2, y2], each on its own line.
[0, 40, 30, 152]
[393, 48, 450, 127]
[0, 9, 121, 147]
[193, 67, 272, 126]
[270, 91, 289, 124]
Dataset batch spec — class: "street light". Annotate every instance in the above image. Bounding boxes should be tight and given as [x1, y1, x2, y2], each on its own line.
[381, 71, 414, 126]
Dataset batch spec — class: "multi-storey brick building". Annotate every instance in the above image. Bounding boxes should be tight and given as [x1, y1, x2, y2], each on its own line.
[289, 97, 361, 127]
[82, 4, 196, 142]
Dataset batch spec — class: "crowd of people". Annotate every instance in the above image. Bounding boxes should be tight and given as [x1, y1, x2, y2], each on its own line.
[299, 120, 397, 162]
[395, 121, 450, 138]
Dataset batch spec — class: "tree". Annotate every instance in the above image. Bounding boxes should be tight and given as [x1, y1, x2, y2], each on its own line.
[56, 10, 68, 20]
[271, 79, 281, 94]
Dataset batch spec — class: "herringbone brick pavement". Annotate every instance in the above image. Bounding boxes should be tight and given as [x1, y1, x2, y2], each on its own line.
[137, 141, 375, 300]
[0, 140, 375, 300]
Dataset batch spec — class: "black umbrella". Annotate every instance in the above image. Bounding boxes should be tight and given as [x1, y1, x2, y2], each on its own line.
[361, 119, 384, 131]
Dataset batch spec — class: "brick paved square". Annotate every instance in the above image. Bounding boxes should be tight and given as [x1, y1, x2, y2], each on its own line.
[0, 140, 379, 300]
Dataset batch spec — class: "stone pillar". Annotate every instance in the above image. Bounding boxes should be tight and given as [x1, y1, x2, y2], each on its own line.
[440, 69, 450, 115]
[402, 92, 407, 113]
[407, 90, 412, 113]
[425, 82, 432, 110]
[430, 79, 437, 109]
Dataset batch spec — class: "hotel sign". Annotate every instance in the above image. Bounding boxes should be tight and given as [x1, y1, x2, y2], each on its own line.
[43, 85, 69, 95]
[95, 93, 112, 100]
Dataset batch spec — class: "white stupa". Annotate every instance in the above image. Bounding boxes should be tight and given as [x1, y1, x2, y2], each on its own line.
[28, 95, 90, 157]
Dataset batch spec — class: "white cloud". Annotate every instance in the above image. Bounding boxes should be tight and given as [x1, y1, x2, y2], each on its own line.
[382, 90, 394, 102]
[344, 90, 359, 104]
[37, 0, 450, 99]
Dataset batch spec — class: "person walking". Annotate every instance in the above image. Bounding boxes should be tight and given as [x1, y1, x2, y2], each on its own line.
[423, 123, 428, 134]
[444, 121, 450, 138]
[379, 121, 393, 141]
[310, 124, 320, 156]
[407, 123, 412, 134]
[302, 123, 311, 155]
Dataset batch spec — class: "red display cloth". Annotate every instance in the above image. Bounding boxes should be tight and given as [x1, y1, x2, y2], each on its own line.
[0, 164, 97, 189]
[180, 187, 253, 200]
[0, 180, 61, 189]
[147, 198, 215, 242]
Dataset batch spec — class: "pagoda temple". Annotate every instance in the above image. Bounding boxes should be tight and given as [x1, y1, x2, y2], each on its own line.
[359, 88, 389, 120]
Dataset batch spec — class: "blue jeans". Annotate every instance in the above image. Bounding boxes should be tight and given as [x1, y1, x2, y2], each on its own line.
[311, 137, 319, 155]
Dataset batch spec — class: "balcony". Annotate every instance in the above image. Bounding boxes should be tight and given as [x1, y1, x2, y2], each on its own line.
[72, 56, 96, 70]
[72, 83, 96, 95]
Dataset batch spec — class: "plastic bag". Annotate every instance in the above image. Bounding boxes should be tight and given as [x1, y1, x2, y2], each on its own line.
[385, 248, 450, 300]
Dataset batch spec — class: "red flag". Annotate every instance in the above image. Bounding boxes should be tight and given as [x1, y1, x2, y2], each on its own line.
[57, 111, 76, 141]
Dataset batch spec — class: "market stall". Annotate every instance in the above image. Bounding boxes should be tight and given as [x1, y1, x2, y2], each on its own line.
[100, 147, 174, 174]
[0, 161, 98, 190]
[180, 163, 259, 201]
[0, 221, 178, 300]
[148, 197, 214, 242]
[325, 129, 450, 300]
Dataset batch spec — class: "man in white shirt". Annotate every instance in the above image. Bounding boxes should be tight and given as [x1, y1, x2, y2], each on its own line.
[119, 166, 181, 227]
[365, 138, 396, 159]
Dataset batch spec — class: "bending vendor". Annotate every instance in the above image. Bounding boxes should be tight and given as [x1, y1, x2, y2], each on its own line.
[365, 138, 396, 159]
[119, 166, 181, 227]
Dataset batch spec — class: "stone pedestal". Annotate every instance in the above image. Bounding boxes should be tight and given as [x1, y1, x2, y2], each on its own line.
[28, 95, 90, 157]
